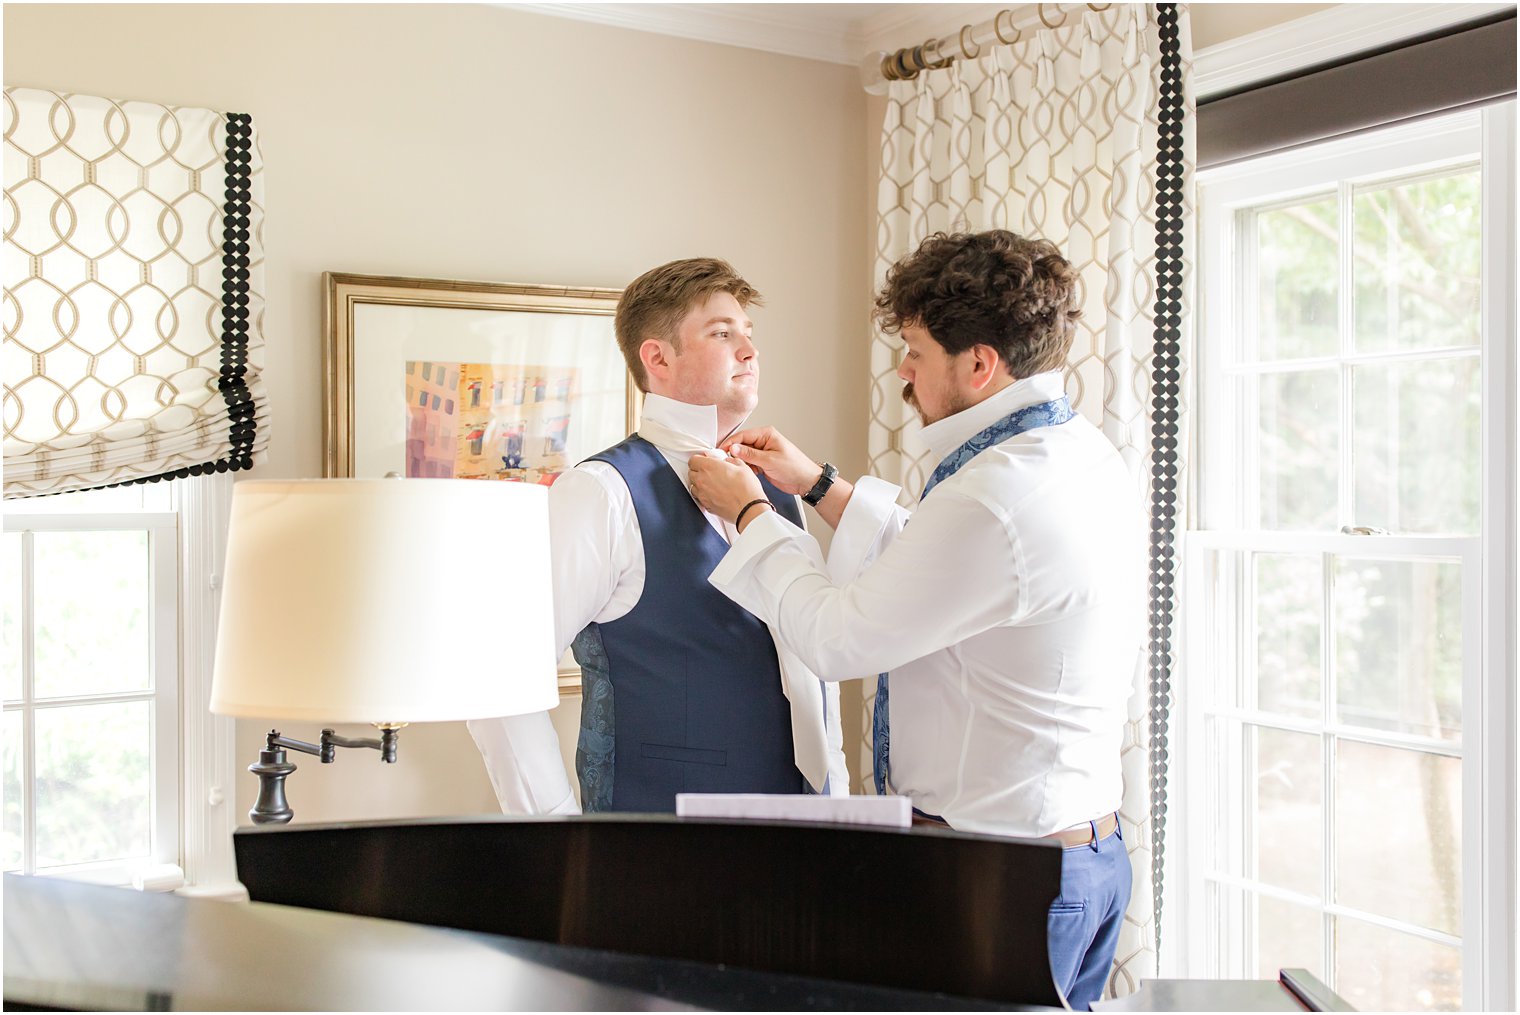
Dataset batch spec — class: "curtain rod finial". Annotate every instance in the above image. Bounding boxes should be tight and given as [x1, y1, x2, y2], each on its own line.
[860, 51, 891, 94]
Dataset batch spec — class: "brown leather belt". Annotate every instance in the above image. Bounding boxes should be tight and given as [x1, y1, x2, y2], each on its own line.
[1046, 812, 1119, 848]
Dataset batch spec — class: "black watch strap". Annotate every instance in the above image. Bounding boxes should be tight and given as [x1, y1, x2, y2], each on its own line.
[802, 462, 838, 506]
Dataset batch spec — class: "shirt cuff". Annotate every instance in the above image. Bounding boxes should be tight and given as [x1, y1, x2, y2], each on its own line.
[827, 474, 903, 584]
[709, 506, 797, 589]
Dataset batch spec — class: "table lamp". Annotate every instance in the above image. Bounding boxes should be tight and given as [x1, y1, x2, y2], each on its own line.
[209, 478, 556, 824]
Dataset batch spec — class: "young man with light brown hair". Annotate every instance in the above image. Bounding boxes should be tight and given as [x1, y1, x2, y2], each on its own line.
[470, 257, 846, 814]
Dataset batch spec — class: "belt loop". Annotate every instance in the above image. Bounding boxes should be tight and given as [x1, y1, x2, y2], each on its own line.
[1088, 818, 1100, 852]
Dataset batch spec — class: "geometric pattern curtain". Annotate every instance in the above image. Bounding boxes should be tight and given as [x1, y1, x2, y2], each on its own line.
[868, 3, 1194, 996]
[3, 88, 268, 497]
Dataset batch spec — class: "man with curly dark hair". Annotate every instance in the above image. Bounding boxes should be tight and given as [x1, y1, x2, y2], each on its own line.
[688, 230, 1146, 1011]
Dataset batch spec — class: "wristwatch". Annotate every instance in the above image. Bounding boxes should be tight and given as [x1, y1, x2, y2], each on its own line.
[802, 462, 838, 506]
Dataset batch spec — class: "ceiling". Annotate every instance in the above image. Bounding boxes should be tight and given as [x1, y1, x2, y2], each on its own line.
[500, 3, 1013, 66]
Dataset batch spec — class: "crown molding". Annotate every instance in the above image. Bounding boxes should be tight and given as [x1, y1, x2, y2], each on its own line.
[857, 3, 1009, 57]
[1194, 2, 1515, 100]
[497, 3, 1515, 84]
[497, 3, 869, 65]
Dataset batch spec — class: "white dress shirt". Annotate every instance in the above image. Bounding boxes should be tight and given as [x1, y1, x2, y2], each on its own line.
[468, 394, 847, 814]
[709, 372, 1146, 838]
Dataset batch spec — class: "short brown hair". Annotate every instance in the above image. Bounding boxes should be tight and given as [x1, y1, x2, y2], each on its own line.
[615, 258, 763, 391]
[875, 230, 1082, 378]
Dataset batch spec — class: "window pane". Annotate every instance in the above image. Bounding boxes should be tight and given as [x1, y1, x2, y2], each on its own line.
[1334, 916, 1461, 1012]
[1353, 169, 1481, 354]
[1334, 558, 1462, 741]
[3, 709, 22, 870]
[1254, 553, 1321, 718]
[1352, 357, 1480, 535]
[34, 701, 151, 868]
[33, 531, 151, 698]
[3, 532, 20, 702]
[1335, 741, 1460, 936]
[1256, 895, 1323, 981]
[1253, 726, 1321, 898]
[1258, 369, 1339, 529]
[1253, 197, 1339, 360]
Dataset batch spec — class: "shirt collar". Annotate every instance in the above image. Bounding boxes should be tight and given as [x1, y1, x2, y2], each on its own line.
[918, 370, 1068, 463]
[637, 393, 721, 450]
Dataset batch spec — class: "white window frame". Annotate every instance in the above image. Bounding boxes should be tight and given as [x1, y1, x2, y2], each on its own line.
[5, 508, 179, 885]
[3, 472, 239, 896]
[176, 471, 240, 898]
[1176, 105, 1516, 1011]
[1478, 99, 1517, 1015]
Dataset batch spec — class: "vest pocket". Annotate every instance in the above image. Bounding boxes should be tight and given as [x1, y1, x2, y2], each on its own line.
[640, 743, 727, 766]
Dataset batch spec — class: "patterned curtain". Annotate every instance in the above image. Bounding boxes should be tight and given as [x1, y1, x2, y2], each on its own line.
[3, 88, 269, 498]
[867, 3, 1194, 994]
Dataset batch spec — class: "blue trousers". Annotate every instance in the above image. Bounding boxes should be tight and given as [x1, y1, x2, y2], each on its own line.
[1047, 820, 1131, 1011]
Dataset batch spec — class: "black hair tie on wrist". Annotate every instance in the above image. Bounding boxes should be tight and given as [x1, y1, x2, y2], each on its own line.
[735, 498, 772, 528]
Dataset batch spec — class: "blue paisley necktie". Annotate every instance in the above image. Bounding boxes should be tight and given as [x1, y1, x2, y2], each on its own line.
[871, 395, 1075, 796]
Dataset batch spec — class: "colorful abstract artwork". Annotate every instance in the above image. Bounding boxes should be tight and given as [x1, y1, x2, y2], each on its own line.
[404, 362, 579, 484]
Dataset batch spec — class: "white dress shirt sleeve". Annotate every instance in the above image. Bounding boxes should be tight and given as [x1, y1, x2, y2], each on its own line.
[547, 465, 639, 657]
[467, 464, 640, 816]
[465, 712, 580, 815]
[824, 474, 910, 584]
[709, 488, 1021, 680]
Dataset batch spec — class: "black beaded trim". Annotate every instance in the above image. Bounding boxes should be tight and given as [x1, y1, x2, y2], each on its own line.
[1148, 2, 1185, 950]
[217, 112, 257, 473]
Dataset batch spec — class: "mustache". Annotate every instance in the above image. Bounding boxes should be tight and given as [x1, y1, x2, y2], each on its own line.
[901, 382, 916, 406]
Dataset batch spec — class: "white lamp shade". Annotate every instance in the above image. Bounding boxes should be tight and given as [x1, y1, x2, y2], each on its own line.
[209, 479, 557, 723]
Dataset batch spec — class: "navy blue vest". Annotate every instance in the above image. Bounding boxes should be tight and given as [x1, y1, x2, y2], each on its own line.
[572, 435, 804, 812]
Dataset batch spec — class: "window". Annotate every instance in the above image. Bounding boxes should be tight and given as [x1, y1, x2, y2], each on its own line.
[4, 484, 178, 882]
[2, 474, 237, 892]
[1183, 107, 1513, 1011]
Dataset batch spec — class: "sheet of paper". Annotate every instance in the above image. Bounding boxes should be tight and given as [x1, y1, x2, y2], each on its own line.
[675, 793, 911, 828]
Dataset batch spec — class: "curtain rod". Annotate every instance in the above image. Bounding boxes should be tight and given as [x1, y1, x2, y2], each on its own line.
[861, 3, 1114, 93]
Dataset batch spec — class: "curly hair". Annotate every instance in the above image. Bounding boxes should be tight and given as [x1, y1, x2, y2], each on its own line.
[616, 258, 763, 392]
[875, 230, 1082, 377]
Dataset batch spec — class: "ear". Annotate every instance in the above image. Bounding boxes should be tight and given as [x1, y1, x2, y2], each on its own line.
[965, 344, 1005, 391]
[640, 338, 673, 386]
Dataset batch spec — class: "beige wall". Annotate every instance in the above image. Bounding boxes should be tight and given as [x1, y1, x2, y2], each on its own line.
[4, 3, 870, 823]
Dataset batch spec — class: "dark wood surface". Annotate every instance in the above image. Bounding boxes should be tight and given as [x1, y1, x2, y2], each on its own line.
[2, 872, 1051, 1011]
[234, 814, 1069, 1008]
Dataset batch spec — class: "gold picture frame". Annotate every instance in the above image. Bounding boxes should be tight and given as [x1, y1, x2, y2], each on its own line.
[323, 272, 642, 695]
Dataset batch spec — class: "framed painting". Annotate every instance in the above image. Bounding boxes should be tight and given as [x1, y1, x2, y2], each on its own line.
[323, 272, 642, 695]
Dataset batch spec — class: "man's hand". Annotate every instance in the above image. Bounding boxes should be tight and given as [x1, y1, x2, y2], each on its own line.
[688, 451, 767, 527]
[721, 426, 822, 496]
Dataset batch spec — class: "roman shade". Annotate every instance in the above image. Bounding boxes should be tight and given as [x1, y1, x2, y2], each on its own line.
[3, 88, 269, 497]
